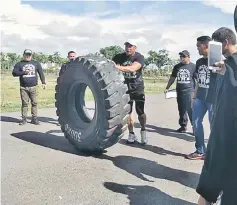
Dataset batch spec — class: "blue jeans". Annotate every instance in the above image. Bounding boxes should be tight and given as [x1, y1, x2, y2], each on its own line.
[192, 98, 213, 154]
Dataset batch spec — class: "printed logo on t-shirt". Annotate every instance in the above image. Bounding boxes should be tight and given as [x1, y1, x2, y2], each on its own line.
[198, 65, 210, 88]
[177, 69, 191, 84]
[22, 64, 36, 78]
[122, 60, 137, 79]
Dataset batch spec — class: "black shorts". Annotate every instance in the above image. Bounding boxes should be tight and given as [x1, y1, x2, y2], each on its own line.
[128, 92, 145, 116]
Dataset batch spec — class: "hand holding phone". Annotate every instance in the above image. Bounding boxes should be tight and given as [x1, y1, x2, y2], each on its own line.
[213, 61, 226, 75]
[208, 41, 223, 71]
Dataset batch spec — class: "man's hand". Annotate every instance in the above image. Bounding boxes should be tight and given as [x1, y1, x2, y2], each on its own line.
[115, 64, 122, 71]
[214, 61, 226, 75]
[164, 89, 168, 94]
[42, 84, 46, 89]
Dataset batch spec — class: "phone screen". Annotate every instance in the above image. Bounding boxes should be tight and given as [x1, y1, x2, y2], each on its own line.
[208, 42, 222, 68]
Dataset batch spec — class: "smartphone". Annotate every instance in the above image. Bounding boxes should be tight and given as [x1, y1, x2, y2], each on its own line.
[208, 41, 223, 70]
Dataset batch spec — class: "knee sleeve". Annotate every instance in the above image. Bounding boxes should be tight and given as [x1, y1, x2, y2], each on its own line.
[136, 101, 145, 116]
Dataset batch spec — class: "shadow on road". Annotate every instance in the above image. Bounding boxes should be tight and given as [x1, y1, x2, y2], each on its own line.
[0, 116, 19, 123]
[10, 131, 199, 190]
[104, 182, 196, 205]
[119, 139, 186, 158]
[98, 155, 199, 189]
[0, 115, 59, 125]
[134, 123, 195, 142]
[10, 131, 92, 157]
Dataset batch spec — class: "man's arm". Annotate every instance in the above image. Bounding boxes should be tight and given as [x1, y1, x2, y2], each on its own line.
[116, 62, 142, 72]
[12, 62, 25, 77]
[116, 54, 144, 72]
[193, 64, 199, 99]
[193, 83, 199, 98]
[36, 61, 46, 85]
[165, 76, 176, 91]
[165, 66, 177, 91]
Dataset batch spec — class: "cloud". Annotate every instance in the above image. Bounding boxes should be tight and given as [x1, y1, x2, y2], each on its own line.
[0, 0, 235, 62]
[201, 0, 236, 14]
[39, 19, 102, 38]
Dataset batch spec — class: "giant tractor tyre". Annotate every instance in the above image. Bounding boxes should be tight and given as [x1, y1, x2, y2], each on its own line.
[55, 55, 131, 153]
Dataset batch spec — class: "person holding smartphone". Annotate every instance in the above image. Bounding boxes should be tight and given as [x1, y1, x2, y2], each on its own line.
[196, 27, 237, 205]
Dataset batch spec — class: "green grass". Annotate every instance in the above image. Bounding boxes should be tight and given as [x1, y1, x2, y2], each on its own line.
[1, 73, 175, 113]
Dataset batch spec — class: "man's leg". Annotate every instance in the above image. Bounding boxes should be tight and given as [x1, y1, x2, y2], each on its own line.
[128, 101, 134, 133]
[19, 87, 29, 125]
[176, 92, 188, 132]
[127, 100, 137, 143]
[186, 91, 194, 126]
[29, 86, 39, 125]
[135, 93, 147, 144]
[187, 98, 207, 159]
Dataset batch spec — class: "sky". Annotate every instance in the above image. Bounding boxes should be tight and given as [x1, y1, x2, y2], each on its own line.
[1, 0, 236, 62]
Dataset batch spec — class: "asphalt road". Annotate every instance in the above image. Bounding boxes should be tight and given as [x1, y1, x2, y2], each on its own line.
[1, 94, 210, 205]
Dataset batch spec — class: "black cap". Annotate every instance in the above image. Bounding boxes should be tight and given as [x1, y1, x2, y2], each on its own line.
[23, 49, 32, 55]
[179, 50, 190, 57]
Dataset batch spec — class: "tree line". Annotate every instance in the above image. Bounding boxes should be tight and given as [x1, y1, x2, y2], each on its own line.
[1, 45, 179, 68]
[1, 46, 179, 77]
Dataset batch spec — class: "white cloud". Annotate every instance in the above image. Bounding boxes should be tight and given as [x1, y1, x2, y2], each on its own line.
[202, 0, 236, 14]
[0, 0, 235, 62]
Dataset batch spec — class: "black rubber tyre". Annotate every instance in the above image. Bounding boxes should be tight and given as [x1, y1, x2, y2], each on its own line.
[55, 54, 130, 153]
[234, 6, 237, 32]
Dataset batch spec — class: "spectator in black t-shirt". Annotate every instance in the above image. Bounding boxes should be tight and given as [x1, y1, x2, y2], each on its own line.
[112, 40, 147, 145]
[59, 51, 76, 76]
[12, 49, 46, 125]
[186, 36, 218, 160]
[165, 50, 196, 133]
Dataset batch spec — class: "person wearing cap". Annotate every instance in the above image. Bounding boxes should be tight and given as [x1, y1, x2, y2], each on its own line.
[165, 50, 196, 133]
[112, 40, 148, 145]
[12, 49, 46, 125]
[186, 36, 218, 160]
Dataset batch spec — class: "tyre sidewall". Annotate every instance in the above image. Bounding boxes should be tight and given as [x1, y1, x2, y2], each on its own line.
[57, 60, 107, 146]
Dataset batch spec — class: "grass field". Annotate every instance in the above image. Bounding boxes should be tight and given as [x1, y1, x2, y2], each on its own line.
[1, 73, 175, 113]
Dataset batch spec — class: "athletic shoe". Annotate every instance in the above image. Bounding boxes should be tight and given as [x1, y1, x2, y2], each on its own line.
[176, 127, 187, 133]
[140, 130, 148, 145]
[127, 132, 137, 144]
[186, 151, 205, 160]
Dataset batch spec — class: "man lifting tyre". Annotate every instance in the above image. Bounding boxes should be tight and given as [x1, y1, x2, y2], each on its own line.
[112, 40, 147, 145]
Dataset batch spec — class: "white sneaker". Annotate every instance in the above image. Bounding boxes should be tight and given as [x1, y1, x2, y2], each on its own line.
[140, 130, 148, 145]
[127, 132, 137, 143]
